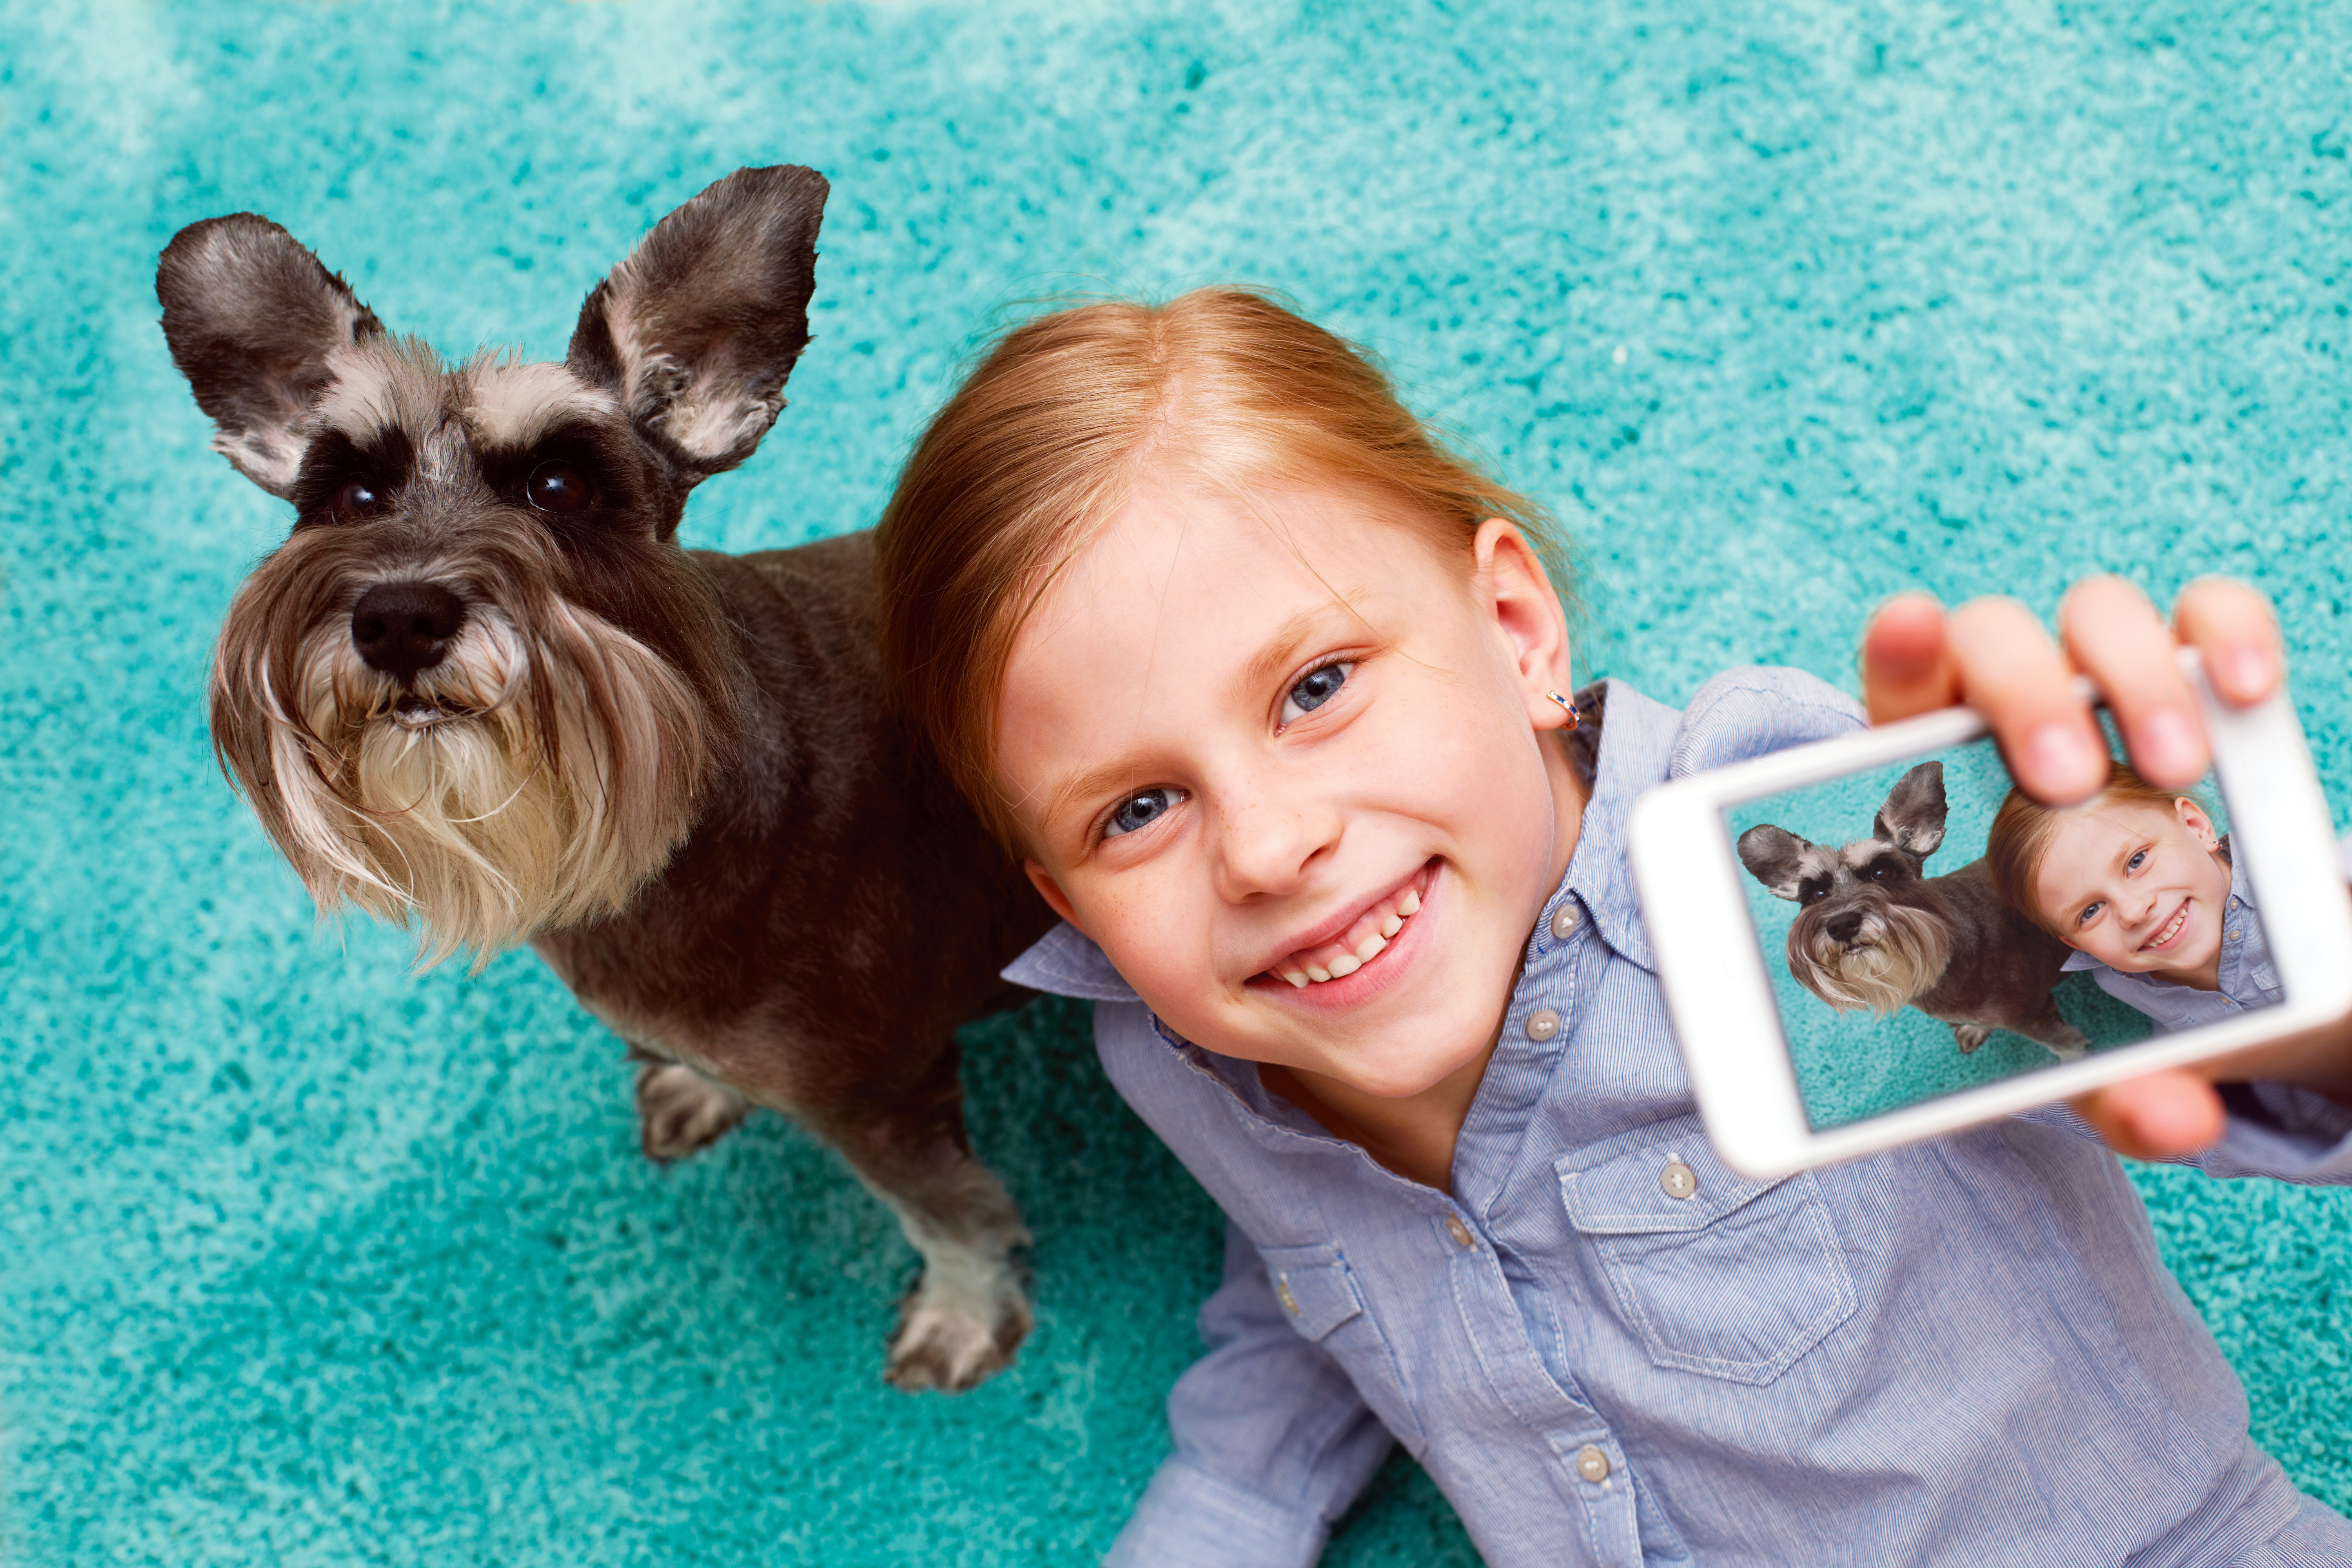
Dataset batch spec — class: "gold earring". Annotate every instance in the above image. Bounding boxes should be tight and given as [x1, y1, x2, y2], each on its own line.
[1546, 690, 1579, 731]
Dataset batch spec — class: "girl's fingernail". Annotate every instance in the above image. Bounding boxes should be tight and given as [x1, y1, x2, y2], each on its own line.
[2136, 707, 2201, 782]
[2025, 722, 2104, 798]
[2223, 646, 2276, 699]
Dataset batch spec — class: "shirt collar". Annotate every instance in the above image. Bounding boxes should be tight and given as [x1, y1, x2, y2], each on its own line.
[1533, 677, 1682, 976]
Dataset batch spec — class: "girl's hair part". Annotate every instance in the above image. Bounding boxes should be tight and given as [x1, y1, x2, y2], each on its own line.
[1985, 760, 2203, 934]
[875, 286, 1568, 847]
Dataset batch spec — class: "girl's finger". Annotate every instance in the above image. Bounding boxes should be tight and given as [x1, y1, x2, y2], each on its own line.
[1861, 592, 1959, 724]
[2058, 576, 2206, 791]
[2068, 1072, 2227, 1161]
[1948, 596, 2109, 804]
[2173, 577, 2284, 709]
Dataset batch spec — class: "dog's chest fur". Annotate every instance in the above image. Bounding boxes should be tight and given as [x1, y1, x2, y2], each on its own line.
[1907, 858, 2071, 1021]
[533, 532, 1049, 1102]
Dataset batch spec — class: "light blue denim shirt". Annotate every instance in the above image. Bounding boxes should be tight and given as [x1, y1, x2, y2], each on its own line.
[1007, 669, 2352, 1568]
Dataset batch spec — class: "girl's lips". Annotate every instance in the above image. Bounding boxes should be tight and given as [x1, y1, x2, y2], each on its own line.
[1246, 861, 1441, 1009]
[2138, 898, 2193, 954]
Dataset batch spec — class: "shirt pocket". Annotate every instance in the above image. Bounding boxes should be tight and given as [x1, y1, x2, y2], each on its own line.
[1258, 1241, 1428, 1454]
[1559, 1138, 1856, 1387]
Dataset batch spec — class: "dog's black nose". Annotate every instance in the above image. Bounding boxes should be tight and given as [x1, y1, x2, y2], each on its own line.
[351, 581, 466, 680]
[1825, 910, 1864, 944]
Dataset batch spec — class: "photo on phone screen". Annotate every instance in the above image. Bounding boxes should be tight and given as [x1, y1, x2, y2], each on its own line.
[1723, 726, 2280, 1131]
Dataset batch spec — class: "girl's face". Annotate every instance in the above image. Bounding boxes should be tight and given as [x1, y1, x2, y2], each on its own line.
[994, 477, 1579, 1099]
[2031, 796, 2232, 979]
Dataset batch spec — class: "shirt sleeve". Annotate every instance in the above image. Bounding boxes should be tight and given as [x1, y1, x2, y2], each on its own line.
[2192, 830, 2352, 1180]
[1106, 1223, 1396, 1568]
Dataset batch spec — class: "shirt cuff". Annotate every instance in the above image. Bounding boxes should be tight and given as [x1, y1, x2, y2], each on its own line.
[2201, 1080, 2352, 1183]
[1104, 1458, 1332, 1568]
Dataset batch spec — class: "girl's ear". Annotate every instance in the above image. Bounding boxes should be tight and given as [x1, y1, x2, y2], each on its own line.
[1025, 859, 1085, 930]
[1470, 518, 1577, 730]
[2173, 795, 2221, 851]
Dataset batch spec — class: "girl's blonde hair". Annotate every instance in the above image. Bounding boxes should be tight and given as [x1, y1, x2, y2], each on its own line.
[875, 287, 1566, 846]
[1986, 761, 2205, 935]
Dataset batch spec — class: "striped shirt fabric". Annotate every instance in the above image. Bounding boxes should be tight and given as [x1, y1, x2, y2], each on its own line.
[1006, 667, 2352, 1568]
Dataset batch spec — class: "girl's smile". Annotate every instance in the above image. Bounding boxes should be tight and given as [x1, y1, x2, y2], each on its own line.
[993, 474, 1584, 1106]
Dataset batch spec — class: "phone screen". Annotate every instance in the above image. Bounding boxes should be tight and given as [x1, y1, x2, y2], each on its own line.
[1722, 729, 2283, 1131]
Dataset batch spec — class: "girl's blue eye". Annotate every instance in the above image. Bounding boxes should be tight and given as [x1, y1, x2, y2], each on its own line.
[2126, 849, 2148, 873]
[1281, 661, 1354, 725]
[2078, 900, 2104, 927]
[1105, 787, 1185, 839]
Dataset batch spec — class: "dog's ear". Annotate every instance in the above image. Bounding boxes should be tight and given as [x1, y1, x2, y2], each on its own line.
[568, 164, 829, 487]
[157, 214, 385, 499]
[1737, 825, 1813, 900]
[1875, 762, 1948, 859]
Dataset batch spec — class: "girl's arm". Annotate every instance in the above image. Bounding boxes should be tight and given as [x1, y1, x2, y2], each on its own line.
[1107, 1223, 1395, 1568]
[1861, 575, 2352, 1160]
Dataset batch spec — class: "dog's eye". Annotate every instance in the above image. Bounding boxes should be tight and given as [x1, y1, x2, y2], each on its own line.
[334, 479, 383, 521]
[1800, 883, 1830, 904]
[527, 461, 594, 514]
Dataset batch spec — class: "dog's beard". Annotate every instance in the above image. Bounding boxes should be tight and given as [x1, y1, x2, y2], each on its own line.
[1787, 901, 1953, 1017]
[216, 589, 710, 969]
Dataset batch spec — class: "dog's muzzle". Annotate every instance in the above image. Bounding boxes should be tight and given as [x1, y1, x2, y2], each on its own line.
[351, 581, 466, 682]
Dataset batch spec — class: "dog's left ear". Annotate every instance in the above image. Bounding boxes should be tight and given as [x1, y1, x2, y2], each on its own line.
[156, 214, 386, 498]
[1874, 762, 1948, 859]
[1737, 825, 1812, 900]
[569, 164, 829, 487]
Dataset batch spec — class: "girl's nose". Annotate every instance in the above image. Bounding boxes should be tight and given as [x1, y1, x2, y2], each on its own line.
[1210, 787, 1341, 902]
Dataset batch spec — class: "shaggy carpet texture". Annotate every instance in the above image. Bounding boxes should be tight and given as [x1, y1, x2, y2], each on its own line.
[3, 1, 2350, 1562]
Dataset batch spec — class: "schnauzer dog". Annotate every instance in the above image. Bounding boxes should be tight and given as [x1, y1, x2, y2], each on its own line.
[1737, 762, 2088, 1060]
[158, 165, 1055, 1390]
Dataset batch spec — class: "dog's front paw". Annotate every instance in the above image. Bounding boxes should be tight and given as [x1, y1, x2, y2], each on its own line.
[1952, 1023, 1991, 1054]
[635, 1060, 752, 1162]
[2044, 1026, 2091, 1062]
[885, 1275, 1032, 1394]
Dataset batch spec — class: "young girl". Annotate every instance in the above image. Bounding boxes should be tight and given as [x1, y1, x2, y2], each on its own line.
[1989, 764, 2284, 1033]
[874, 290, 2352, 1566]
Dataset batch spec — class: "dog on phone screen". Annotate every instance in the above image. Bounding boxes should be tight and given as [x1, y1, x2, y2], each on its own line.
[1737, 762, 2088, 1059]
[158, 165, 1055, 1391]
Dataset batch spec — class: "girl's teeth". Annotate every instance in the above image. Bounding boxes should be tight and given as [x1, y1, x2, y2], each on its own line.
[1273, 875, 1431, 986]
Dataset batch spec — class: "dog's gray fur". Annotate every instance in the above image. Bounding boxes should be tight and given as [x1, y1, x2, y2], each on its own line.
[159, 165, 1055, 1391]
[1738, 762, 2089, 1060]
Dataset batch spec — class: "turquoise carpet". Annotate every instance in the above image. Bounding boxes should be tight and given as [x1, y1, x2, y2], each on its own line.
[5, 2, 2351, 1562]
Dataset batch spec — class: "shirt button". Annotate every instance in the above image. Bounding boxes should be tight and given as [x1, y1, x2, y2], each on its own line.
[1524, 1009, 1562, 1042]
[2228, 929, 2241, 942]
[1445, 1214, 1476, 1249]
[1660, 1159, 1699, 1200]
[1276, 1275, 1300, 1315]
[1576, 1445, 1610, 1483]
[1551, 905, 1581, 941]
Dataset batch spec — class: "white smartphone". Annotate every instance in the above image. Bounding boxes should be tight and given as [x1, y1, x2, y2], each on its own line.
[1628, 650, 2352, 1178]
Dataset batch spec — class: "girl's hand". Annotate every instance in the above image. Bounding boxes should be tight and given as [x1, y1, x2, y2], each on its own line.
[1856, 576, 2341, 1160]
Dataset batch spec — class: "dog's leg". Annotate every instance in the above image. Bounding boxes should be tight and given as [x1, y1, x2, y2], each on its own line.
[1951, 1022, 1991, 1054]
[2015, 1005, 2091, 1062]
[631, 1050, 755, 1162]
[812, 1044, 1031, 1394]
